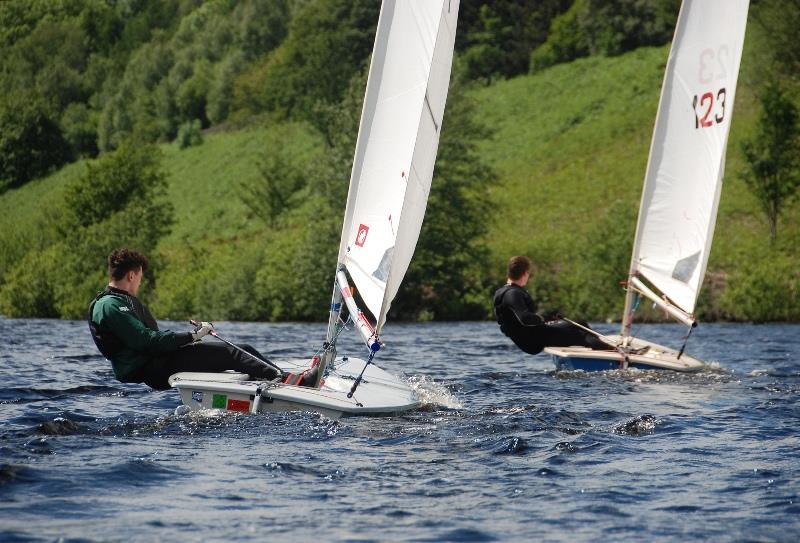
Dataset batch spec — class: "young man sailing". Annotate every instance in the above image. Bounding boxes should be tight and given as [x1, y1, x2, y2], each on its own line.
[88, 248, 317, 390]
[493, 256, 614, 355]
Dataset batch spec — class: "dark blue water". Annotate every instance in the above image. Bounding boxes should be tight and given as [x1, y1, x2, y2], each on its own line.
[1, 318, 798, 542]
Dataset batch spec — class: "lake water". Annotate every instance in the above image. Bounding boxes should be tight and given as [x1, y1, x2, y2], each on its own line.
[1, 318, 798, 542]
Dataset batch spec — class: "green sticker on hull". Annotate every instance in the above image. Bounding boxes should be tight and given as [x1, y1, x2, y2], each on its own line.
[212, 394, 227, 408]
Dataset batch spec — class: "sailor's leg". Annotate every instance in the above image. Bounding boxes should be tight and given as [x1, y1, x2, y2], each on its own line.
[541, 320, 613, 350]
[507, 330, 545, 355]
[142, 343, 281, 390]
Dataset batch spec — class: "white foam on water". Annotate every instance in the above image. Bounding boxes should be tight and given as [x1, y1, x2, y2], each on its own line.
[407, 374, 463, 409]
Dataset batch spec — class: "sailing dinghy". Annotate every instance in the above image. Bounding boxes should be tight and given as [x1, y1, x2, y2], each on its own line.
[546, 0, 749, 372]
[170, 0, 460, 417]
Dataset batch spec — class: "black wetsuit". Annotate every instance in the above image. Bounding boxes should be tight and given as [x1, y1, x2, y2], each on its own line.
[493, 283, 609, 355]
[88, 287, 282, 390]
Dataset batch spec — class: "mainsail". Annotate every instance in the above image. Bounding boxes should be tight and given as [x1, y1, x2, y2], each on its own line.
[337, 0, 459, 334]
[625, 0, 749, 324]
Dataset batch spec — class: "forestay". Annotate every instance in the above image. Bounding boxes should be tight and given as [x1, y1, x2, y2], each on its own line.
[631, 0, 749, 314]
[337, 0, 459, 333]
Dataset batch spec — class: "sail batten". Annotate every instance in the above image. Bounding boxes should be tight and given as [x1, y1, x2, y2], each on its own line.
[627, 0, 749, 318]
[338, 0, 459, 334]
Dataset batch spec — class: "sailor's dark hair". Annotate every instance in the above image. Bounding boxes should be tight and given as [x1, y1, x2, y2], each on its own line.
[108, 248, 148, 280]
[507, 255, 532, 280]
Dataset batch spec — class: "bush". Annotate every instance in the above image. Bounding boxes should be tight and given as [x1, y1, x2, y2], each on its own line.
[175, 59, 212, 126]
[207, 52, 246, 124]
[152, 240, 267, 322]
[62, 142, 169, 229]
[740, 82, 800, 241]
[176, 119, 203, 149]
[460, 1, 570, 82]
[0, 245, 61, 318]
[530, 1, 589, 73]
[719, 249, 800, 322]
[238, 126, 313, 226]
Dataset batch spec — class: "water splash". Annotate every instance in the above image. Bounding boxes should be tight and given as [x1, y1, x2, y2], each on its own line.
[407, 375, 463, 409]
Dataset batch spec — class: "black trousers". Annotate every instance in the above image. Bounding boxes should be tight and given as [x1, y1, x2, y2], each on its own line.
[140, 342, 282, 390]
[507, 320, 612, 355]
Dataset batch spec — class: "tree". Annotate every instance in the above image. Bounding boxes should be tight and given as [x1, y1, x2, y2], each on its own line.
[0, 95, 71, 192]
[740, 82, 800, 242]
[238, 127, 311, 227]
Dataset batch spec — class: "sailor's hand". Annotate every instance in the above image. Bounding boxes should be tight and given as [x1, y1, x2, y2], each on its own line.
[191, 321, 214, 341]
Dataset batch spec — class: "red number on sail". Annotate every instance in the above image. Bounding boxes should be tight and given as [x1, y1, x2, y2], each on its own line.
[699, 92, 714, 128]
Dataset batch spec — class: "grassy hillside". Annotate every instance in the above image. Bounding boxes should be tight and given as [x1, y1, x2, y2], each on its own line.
[1, 44, 797, 321]
[159, 122, 321, 245]
[473, 43, 792, 274]
[0, 121, 320, 251]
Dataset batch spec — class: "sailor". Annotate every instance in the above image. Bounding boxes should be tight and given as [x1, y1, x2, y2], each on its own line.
[88, 248, 317, 390]
[493, 256, 614, 355]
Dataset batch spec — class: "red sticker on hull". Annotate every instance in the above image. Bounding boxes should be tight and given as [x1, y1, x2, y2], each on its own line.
[227, 399, 250, 412]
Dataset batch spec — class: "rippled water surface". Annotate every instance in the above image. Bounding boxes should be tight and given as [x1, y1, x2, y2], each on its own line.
[1, 318, 799, 542]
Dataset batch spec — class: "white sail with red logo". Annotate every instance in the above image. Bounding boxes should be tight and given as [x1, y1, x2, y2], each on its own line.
[169, 0, 460, 417]
[336, 0, 459, 334]
[622, 0, 749, 334]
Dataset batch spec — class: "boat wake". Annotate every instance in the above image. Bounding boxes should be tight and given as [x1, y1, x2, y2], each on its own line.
[552, 364, 735, 385]
[407, 375, 463, 410]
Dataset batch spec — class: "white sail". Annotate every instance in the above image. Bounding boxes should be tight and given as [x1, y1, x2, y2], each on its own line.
[630, 0, 749, 315]
[336, 0, 459, 334]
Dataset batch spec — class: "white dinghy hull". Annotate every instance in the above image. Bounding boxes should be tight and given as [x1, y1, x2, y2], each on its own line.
[169, 357, 421, 419]
[545, 336, 704, 373]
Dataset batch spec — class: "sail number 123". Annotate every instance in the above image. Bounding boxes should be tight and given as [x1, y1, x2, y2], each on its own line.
[693, 88, 726, 129]
[694, 46, 729, 129]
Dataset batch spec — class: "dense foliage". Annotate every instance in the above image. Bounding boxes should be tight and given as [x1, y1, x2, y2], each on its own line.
[0, 142, 172, 317]
[0, 0, 798, 323]
[530, 0, 680, 72]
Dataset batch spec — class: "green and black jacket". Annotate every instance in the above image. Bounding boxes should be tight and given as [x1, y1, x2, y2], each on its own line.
[88, 287, 193, 381]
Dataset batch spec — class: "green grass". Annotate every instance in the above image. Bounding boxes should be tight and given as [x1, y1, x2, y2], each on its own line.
[471, 48, 667, 267]
[159, 121, 321, 245]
